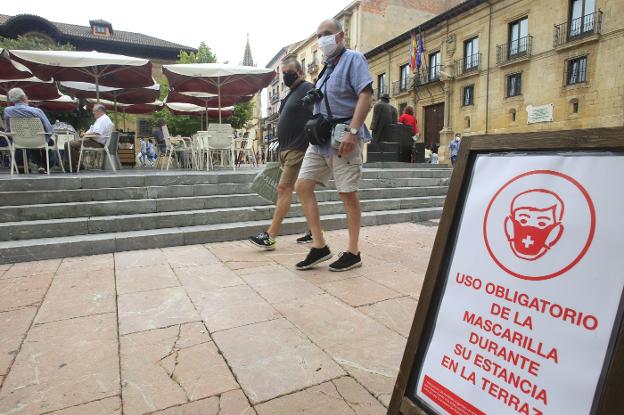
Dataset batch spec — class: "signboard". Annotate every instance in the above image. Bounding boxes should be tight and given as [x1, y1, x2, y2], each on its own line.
[389, 129, 624, 415]
[526, 104, 554, 124]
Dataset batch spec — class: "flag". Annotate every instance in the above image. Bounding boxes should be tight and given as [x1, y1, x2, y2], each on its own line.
[416, 30, 424, 69]
[409, 31, 417, 73]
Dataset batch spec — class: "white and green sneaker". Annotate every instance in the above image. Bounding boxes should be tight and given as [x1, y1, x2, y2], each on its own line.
[249, 231, 277, 250]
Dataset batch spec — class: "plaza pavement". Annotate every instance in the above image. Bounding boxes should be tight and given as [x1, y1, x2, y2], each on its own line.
[0, 222, 438, 415]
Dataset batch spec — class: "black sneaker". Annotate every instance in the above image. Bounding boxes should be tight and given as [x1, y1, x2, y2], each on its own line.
[329, 252, 362, 272]
[248, 232, 276, 250]
[296, 230, 313, 244]
[296, 246, 332, 270]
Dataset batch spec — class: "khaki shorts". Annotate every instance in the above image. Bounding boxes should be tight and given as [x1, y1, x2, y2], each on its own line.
[297, 142, 363, 193]
[279, 149, 306, 187]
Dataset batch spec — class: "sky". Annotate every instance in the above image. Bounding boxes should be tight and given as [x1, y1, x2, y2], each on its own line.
[2, 0, 348, 67]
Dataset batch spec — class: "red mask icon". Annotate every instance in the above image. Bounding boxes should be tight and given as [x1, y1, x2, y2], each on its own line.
[504, 190, 565, 261]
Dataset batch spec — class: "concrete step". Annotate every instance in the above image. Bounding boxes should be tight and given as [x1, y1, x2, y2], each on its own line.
[0, 206, 443, 264]
[0, 177, 450, 207]
[0, 168, 451, 192]
[0, 195, 446, 241]
[0, 186, 449, 222]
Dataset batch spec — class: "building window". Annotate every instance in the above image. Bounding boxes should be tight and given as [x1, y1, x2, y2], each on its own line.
[400, 64, 410, 91]
[464, 116, 471, 129]
[462, 85, 474, 106]
[312, 50, 318, 64]
[464, 37, 479, 70]
[429, 51, 441, 81]
[509, 17, 529, 58]
[377, 73, 387, 97]
[138, 120, 151, 137]
[567, 56, 587, 85]
[510, 108, 517, 122]
[507, 73, 522, 97]
[569, 0, 596, 37]
[94, 25, 107, 34]
[301, 58, 306, 72]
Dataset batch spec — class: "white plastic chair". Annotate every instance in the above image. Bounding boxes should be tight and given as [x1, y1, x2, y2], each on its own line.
[6, 117, 55, 175]
[161, 126, 193, 170]
[77, 132, 117, 173]
[234, 130, 258, 167]
[206, 124, 235, 170]
[53, 131, 75, 173]
[0, 133, 19, 175]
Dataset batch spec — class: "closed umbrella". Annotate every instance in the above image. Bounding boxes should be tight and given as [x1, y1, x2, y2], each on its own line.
[60, 81, 160, 104]
[10, 50, 153, 101]
[0, 48, 32, 80]
[162, 63, 274, 122]
[0, 76, 61, 101]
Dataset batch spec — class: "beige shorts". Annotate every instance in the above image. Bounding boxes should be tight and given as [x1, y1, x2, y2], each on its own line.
[297, 142, 363, 193]
[278, 150, 306, 187]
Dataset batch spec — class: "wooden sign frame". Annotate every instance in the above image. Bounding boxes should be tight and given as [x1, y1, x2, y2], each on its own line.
[388, 128, 624, 415]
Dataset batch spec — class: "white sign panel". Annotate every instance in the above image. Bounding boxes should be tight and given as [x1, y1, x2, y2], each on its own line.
[526, 104, 554, 124]
[414, 154, 624, 415]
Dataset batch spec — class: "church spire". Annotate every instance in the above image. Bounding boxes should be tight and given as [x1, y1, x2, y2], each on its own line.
[242, 33, 254, 66]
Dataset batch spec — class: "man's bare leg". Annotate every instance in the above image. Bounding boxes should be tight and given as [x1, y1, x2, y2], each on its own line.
[295, 178, 326, 248]
[339, 191, 361, 254]
[266, 184, 293, 239]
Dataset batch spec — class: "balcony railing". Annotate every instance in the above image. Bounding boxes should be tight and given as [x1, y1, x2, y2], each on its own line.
[455, 53, 481, 77]
[496, 35, 533, 65]
[554, 11, 603, 47]
[413, 65, 443, 86]
[307, 61, 319, 74]
[270, 93, 280, 104]
[391, 80, 409, 96]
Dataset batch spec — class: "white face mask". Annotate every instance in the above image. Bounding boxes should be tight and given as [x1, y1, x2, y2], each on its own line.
[318, 34, 340, 58]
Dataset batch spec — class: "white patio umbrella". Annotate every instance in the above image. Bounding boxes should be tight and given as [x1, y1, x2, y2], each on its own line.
[162, 63, 274, 123]
[9, 50, 153, 102]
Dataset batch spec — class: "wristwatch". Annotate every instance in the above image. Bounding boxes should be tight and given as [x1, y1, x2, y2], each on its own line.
[349, 127, 358, 135]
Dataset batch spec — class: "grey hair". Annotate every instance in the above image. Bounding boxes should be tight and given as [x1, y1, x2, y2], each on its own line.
[282, 57, 303, 73]
[93, 103, 107, 113]
[331, 19, 343, 32]
[7, 87, 27, 103]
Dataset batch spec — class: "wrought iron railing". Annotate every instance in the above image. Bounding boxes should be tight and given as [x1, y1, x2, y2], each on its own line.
[413, 65, 443, 86]
[497, 35, 532, 65]
[376, 83, 389, 99]
[392, 80, 410, 96]
[307, 61, 319, 74]
[455, 53, 481, 76]
[270, 93, 280, 104]
[554, 11, 603, 47]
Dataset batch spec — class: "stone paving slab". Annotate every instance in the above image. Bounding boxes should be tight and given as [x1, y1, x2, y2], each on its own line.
[0, 222, 438, 414]
[0, 313, 119, 414]
[213, 318, 345, 404]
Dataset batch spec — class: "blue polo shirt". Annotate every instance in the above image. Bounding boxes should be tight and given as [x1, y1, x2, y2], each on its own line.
[314, 49, 373, 156]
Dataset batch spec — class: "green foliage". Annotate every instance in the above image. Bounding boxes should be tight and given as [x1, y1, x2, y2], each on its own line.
[0, 34, 75, 51]
[149, 108, 201, 137]
[230, 101, 254, 129]
[178, 42, 217, 64]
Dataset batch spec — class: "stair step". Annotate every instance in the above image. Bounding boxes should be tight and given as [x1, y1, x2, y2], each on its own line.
[0, 195, 446, 241]
[0, 207, 443, 264]
[0, 177, 450, 207]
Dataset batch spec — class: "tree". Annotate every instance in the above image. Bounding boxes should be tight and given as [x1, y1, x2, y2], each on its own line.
[178, 42, 217, 64]
[229, 101, 254, 129]
[0, 34, 75, 51]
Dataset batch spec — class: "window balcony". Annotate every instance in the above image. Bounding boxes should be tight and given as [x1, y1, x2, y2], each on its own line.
[413, 65, 443, 86]
[270, 94, 280, 104]
[391, 80, 409, 96]
[455, 53, 481, 77]
[554, 11, 603, 48]
[496, 36, 533, 66]
[307, 61, 319, 74]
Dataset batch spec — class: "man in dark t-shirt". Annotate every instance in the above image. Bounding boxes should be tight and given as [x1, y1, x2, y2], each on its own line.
[249, 58, 314, 249]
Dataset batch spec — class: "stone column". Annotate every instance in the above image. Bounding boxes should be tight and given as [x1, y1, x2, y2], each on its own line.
[439, 82, 454, 164]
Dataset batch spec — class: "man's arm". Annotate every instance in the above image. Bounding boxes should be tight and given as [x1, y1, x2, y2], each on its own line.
[338, 87, 373, 156]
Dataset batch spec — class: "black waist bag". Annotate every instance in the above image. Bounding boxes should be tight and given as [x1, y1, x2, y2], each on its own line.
[304, 114, 332, 146]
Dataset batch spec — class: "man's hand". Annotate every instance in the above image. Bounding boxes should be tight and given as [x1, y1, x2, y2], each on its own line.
[338, 132, 358, 157]
[79, 131, 85, 138]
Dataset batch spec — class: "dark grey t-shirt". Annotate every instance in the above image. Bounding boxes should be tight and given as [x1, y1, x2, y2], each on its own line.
[277, 80, 314, 151]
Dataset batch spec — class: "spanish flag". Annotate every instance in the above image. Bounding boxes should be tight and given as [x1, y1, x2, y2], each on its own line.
[409, 31, 417, 73]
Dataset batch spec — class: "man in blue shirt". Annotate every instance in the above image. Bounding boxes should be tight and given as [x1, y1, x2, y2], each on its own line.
[2, 87, 54, 173]
[294, 18, 374, 272]
[449, 133, 461, 167]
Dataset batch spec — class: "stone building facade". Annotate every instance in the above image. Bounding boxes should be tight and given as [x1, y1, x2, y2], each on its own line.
[365, 0, 624, 163]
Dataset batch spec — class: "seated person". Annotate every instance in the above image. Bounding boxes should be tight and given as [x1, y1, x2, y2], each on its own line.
[153, 119, 167, 154]
[68, 104, 113, 171]
[3, 87, 54, 174]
